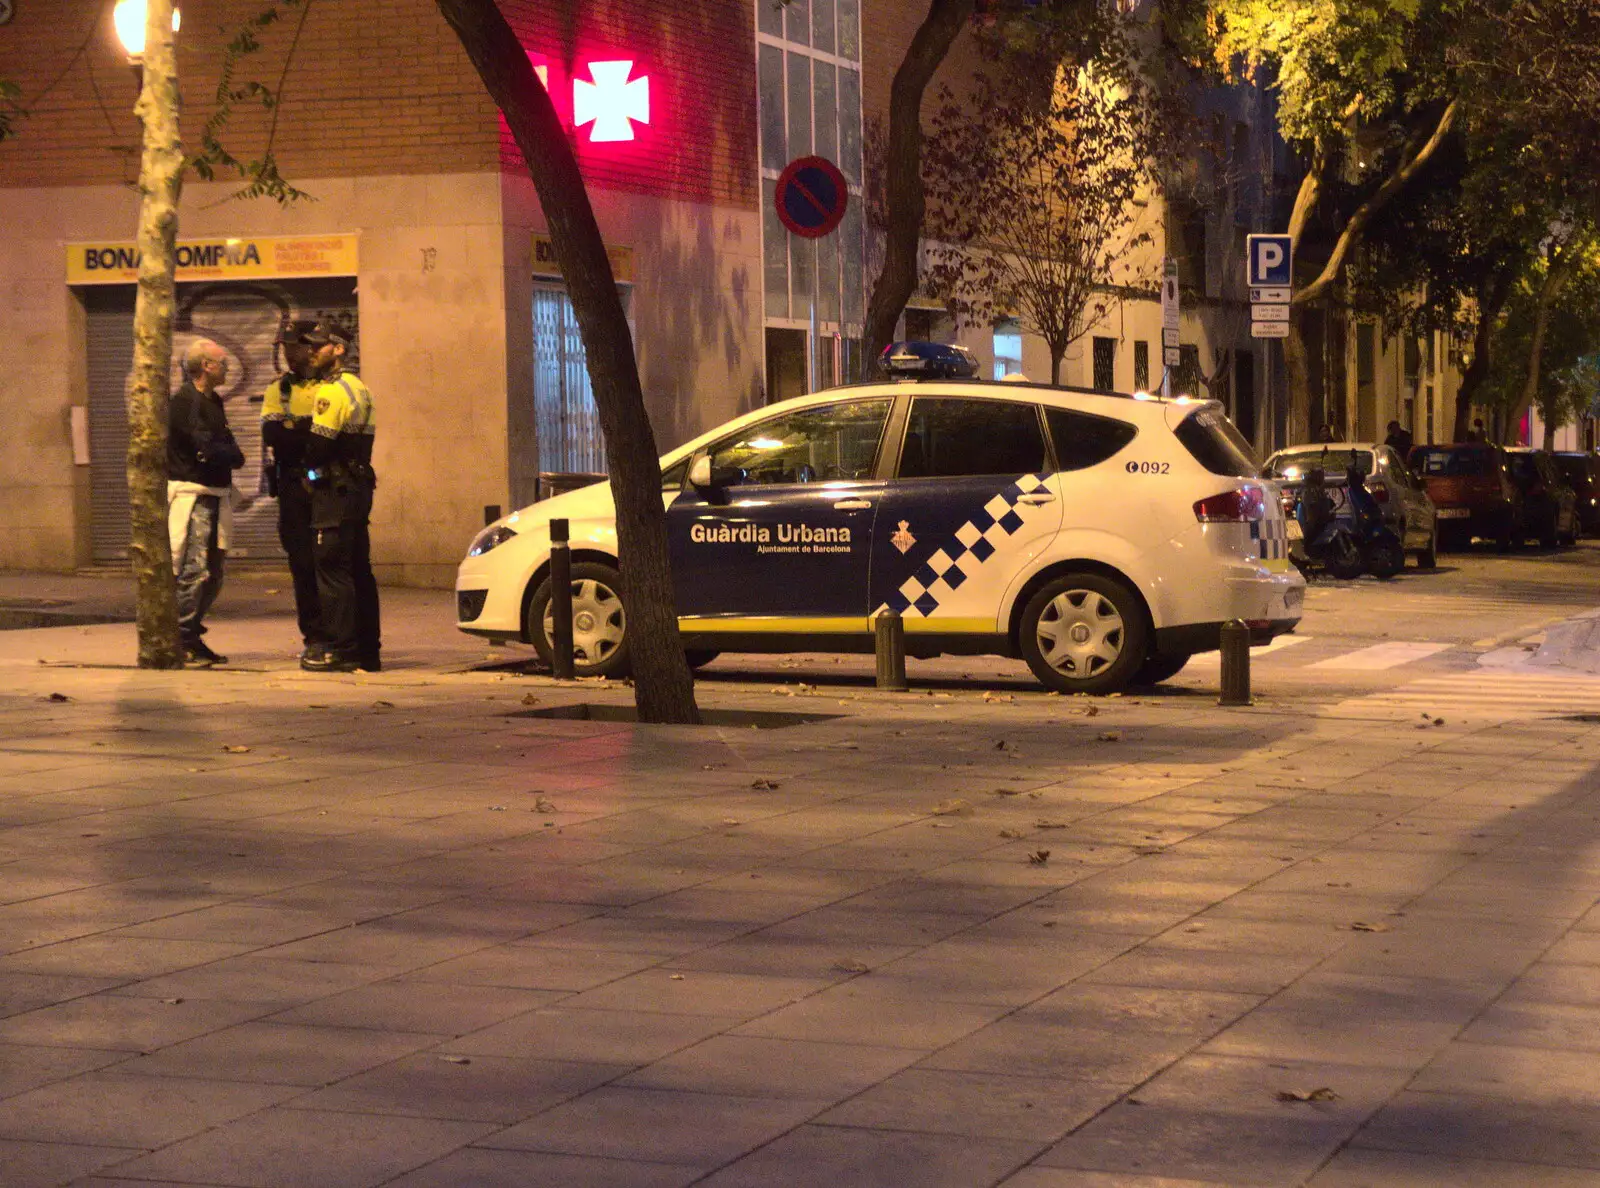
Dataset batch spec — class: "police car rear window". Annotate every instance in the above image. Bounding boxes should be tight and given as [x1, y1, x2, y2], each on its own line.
[899, 398, 1047, 478]
[1045, 408, 1137, 471]
[1175, 409, 1261, 478]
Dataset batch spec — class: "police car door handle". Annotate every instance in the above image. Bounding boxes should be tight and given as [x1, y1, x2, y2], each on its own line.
[833, 499, 873, 510]
[1017, 493, 1056, 505]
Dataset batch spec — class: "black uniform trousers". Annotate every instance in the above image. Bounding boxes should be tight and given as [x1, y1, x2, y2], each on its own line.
[275, 471, 324, 648]
[313, 482, 381, 666]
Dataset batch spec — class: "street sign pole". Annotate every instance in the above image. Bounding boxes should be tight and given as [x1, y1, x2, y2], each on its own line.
[1160, 258, 1179, 396]
[775, 155, 849, 393]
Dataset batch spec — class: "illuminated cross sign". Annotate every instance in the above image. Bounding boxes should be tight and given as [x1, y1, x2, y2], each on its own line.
[573, 60, 650, 142]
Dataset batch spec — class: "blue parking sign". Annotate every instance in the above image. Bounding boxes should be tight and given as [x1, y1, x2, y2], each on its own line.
[1247, 234, 1293, 287]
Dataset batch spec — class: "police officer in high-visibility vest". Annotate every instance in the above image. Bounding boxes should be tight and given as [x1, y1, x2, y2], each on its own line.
[299, 323, 381, 672]
[261, 319, 325, 662]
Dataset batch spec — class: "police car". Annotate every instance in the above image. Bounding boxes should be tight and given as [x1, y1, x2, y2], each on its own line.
[456, 342, 1304, 693]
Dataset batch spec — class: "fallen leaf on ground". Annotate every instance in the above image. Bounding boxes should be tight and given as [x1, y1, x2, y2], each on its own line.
[1083, 705, 1100, 717]
[832, 959, 870, 974]
[521, 693, 540, 706]
[161, 997, 184, 1005]
[1349, 920, 1389, 932]
[372, 700, 395, 709]
[222, 745, 251, 754]
[488, 805, 506, 812]
[994, 788, 1023, 797]
[751, 778, 781, 791]
[999, 829, 1024, 839]
[1134, 846, 1166, 856]
[46, 693, 70, 702]
[264, 588, 281, 594]
[1028, 850, 1051, 865]
[1097, 731, 1122, 742]
[722, 818, 741, 826]
[1033, 819, 1069, 829]
[439, 1055, 471, 1065]
[931, 798, 974, 817]
[670, 973, 686, 981]
[533, 797, 557, 814]
[1277, 1087, 1338, 1103]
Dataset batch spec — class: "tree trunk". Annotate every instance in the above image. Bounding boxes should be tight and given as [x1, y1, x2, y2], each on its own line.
[1542, 414, 1556, 451]
[435, 0, 697, 724]
[1505, 239, 1583, 440]
[1452, 260, 1517, 442]
[1049, 345, 1064, 386]
[859, 0, 974, 379]
[128, 0, 184, 670]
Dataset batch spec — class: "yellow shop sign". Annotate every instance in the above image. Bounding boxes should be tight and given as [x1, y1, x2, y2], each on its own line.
[66, 234, 359, 285]
[531, 233, 634, 283]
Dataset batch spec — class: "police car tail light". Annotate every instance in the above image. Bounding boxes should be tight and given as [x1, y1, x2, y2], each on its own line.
[1194, 486, 1266, 523]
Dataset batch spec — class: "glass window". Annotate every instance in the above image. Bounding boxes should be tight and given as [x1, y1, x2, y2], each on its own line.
[811, 0, 835, 53]
[993, 321, 1022, 380]
[662, 458, 689, 491]
[757, 0, 783, 36]
[900, 398, 1047, 478]
[837, 0, 859, 59]
[1414, 447, 1491, 477]
[786, 52, 812, 157]
[818, 227, 841, 322]
[813, 60, 838, 163]
[784, 0, 810, 45]
[1092, 336, 1116, 391]
[1133, 340, 1149, 391]
[1267, 447, 1374, 479]
[841, 200, 863, 324]
[1176, 408, 1260, 477]
[1046, 408, 1138, 472]
[762, 178, 788, 319]
[838, 67, 861, 186]
[758, 44, 786, 173]
[708, 399, 891, 485]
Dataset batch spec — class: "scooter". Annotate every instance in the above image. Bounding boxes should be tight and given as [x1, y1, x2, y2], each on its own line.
[1290, 466, 1366, 580]
[1345, 469, 1406, 579]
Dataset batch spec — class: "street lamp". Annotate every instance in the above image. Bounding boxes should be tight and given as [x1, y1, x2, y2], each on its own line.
[112, 0, 179, 63]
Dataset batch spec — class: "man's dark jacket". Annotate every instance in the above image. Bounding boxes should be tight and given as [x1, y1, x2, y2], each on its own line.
[168, 380, 245, 488]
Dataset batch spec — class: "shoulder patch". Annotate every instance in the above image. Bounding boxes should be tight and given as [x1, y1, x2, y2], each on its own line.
[315, 396, 331, 416]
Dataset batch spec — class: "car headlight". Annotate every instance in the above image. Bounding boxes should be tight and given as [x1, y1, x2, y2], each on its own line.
[467, 524, 518, 557]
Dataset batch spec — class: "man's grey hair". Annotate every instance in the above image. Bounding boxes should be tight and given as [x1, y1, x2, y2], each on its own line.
[184, 338, 223, 378]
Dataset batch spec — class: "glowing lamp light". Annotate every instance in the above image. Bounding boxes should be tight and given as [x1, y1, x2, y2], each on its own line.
[573, 60, 650, 142]
[113, 0, 180, 61]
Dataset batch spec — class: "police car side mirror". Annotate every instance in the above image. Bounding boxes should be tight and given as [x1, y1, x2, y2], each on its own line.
[689, 456, 715, 491]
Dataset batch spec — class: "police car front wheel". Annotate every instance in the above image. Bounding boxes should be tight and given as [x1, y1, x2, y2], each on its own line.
[1020, 574, 1148, 695]
[528, 562, 631, 678]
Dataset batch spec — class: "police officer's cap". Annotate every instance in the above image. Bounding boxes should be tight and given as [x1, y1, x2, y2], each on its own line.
[277, 318, 349, 346]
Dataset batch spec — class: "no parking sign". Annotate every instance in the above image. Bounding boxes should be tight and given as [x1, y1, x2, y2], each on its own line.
[774, 156, 849, 240]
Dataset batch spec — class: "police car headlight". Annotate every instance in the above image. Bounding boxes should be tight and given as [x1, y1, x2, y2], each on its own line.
[467, 524, 517, 557]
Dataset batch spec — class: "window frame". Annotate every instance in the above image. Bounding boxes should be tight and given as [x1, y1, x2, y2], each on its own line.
[691, 396, 895, 489]
[889, 394, 1052, 481]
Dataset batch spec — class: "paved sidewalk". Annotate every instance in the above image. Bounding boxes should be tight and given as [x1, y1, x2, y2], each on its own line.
[1, 580, 1599, 1185]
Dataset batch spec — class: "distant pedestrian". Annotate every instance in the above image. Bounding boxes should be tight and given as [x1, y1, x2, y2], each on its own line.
[1470, 417, 1488, 442]
[1384, 419, 1414, 457]
[299, 324, 381, 673]
[1314, 423, 1336, 443]
[168, 339, 244, 666]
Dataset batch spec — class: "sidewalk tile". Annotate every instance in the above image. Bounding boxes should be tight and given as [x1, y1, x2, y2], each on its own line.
[0, 1070, 297, 1147]
[1457, 1000, 1600, 1052]
[1305, 1148, 1600, 1186]
[104, 1108, 494, 1188]
[0, 1138, 135, 1187]
[109, 955, 402, 1008]
[1352, 1091, 1600, 1168]
[0, 1043, 129, 1100]
[618, 1035, 919, 1100]
[381, 1147, 699, 1188]
[692, 1124, 1038, 1188]
[999, 1170, 1232, 1187]
[0, 994, 268, 1051]
[404, 943, 665, 991]
[818, 1069, 1121, 1141]
[118, 1020, 440, 1085]
[271, 979, 558, 1034]
[481, 1086, 824, 1165]
[1410, 1042, 1600, 1105]
[445, 1006, 742, 1065]
[731, 984, 1004, 1048]
[288, 1053, 623, 1123]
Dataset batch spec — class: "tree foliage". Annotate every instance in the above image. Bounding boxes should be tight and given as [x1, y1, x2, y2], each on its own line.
[924, 50, 1157, 383]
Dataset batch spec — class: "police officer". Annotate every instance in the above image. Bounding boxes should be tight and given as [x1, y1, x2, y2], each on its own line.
[261, 319, 325, 662]
[299, 324, 381, 673]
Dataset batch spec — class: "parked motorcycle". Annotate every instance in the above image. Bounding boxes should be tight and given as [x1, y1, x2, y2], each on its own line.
[1290, 466, 1366, 580]
[1346, 468, 1407, 578]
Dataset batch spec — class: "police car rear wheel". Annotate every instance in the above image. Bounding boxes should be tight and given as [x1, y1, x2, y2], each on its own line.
[1132, 651, 1191, 686]
[1020, 574, 1147, 695]
[528, 562, 630, 678]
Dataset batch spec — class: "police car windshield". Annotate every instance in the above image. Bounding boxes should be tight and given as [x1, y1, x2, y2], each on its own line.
[1175, 408, 1261, 478]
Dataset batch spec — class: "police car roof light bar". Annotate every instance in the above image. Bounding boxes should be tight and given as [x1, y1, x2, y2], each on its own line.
[880, 341, 979, 380]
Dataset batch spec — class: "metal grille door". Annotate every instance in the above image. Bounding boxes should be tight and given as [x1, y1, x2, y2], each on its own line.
[533, 285, 606, 474]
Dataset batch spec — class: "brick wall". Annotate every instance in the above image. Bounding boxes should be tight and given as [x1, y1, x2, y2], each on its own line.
[0, 0, 502, 188]
[859, 0, 982, 132]
[497, 0, 757, 209]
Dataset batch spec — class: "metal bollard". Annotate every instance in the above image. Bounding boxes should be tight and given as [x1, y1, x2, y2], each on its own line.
[549, 518, 575, 681]
[1218, 619, 1251, 706]
[875, 609, 909, 691]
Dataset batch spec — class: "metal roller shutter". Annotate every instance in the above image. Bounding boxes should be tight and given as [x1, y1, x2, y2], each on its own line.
[84, 278, 359, 563]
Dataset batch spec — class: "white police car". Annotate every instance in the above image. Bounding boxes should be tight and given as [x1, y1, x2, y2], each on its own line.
[456, 342, 1304, 693]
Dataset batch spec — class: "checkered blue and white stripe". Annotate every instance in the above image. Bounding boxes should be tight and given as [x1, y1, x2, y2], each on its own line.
[1250, 517, 1289, 563]
[876, 473, 1052, 618]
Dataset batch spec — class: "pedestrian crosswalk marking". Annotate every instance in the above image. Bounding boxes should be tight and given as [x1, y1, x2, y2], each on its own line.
[1308, 641, 1452, 671]
[1329, 669, 1600, 721]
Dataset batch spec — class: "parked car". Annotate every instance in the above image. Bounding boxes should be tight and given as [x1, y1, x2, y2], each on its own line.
[457, 341, 1305, 694]
[1553, 451, 1600, 535]
[1504, 447, 1579, 547]
[1409, 443, 1522, 550]
[1263, 443, 1437, 567]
